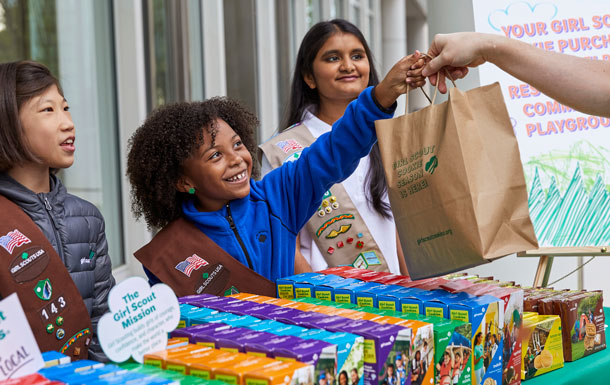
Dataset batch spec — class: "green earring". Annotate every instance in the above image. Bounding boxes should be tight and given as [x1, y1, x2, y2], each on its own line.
[188, 187, 195, 195]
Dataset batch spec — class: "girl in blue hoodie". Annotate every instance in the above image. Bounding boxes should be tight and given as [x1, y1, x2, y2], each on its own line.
[127, 53, 425, 290]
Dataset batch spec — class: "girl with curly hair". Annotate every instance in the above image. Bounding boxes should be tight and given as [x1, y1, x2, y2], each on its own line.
[127, 54, 425, 296]
[260, 19, 408, 275]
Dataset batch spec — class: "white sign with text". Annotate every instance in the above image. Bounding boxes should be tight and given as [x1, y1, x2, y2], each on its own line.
[473, 0, 610, 247]
[98, 277, 180, 363]
[0, 293, 44, 380]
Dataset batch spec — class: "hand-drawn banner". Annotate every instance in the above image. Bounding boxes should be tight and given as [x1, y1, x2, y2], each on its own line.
[473, 0, 610, 247]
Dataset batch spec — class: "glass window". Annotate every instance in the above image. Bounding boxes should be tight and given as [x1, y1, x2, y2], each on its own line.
[349, 0, 361, 24]
[144, 0, 204, 108]
[306, 0, 322, 28]
[330, 0, 345, 19]
[0, 0, 58, 74]
[0, 0, 124, 268]
[145, 0, 172, 108]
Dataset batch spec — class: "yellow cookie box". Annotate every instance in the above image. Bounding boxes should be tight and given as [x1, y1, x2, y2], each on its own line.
[521, 314, 564, 380]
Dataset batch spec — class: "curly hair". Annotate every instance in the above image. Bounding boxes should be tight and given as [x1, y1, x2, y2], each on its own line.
[127, 97, 260, 229]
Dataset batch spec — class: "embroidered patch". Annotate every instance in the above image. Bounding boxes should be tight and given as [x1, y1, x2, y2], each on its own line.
[39, 294, 67, 323]
[175, 254, 209, 277]
[60, 328, 91, 354]
[360, 251, 381, 265]
[9, 246, 49, 283]
[282, 151, 302, 164]
[325, 224, 352, 239]
[352, 254, 368, 269]
[0, 229, 31, 253]
[224, 286, 239, 296]
[34, 278, 52, 300]
[276, 139, 304, 153]
[316, 214, 354, 238]
[193, 263, 230, 295]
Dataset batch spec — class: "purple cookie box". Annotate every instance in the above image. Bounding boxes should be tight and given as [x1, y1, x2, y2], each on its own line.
[243, 334, 305, 358]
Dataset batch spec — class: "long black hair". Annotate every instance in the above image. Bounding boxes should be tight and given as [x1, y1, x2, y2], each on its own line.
[281, 19, 391, 218]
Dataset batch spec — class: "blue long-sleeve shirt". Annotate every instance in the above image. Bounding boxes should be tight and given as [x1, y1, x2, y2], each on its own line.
[144, 87, 394, 284]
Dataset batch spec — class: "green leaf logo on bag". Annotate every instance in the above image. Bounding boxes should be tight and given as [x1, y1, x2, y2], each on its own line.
[425, 156, 438, 174]
[34, 278, 52, 300]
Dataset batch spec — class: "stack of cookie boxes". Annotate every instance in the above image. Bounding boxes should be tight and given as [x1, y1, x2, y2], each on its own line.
[523, 287, 606, 364]
[28, 355, 226, 384]
[276, 267, 521, 385]
[142, 341, 314, 385]
[275, 269, 474, 385]
[175, 293, 414, 385]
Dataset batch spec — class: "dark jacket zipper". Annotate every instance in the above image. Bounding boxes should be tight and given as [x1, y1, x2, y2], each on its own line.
[43, 196, 65, 261]
[225, 203, 254, 270]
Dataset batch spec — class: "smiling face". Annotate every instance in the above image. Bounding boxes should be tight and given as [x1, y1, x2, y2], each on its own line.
[179, 118, 252, 212]
[304, 32, 370, 105]
[18, 85, 75, 171]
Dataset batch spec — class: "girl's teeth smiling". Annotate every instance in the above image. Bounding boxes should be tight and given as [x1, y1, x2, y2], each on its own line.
[226, 171, 247, 182]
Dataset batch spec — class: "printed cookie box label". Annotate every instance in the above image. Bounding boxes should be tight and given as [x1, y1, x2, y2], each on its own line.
[340, 321, 412, 385]
[276, 273, 325, 299]
[428, 319, 472, 385]
[449, 296, 503, 385]
[398, 319, 435, 385]
[521, 316, 563, 380]
[275, 340, 337, 385]
[324, 332, 365, 385]
[490, 288, 523, 385]
[564, 291, 606, 361]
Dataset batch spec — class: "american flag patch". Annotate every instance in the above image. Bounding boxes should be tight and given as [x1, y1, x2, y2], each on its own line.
[0, 229, 31, 254]
[175, 254, 209, 277]
[276, 139, 304, 153]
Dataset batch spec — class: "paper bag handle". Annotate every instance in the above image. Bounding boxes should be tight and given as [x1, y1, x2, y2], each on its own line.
[405, 53, 457, 114]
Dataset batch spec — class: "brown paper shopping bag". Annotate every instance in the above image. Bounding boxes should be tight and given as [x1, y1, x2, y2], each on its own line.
[375, 82, 538, 279]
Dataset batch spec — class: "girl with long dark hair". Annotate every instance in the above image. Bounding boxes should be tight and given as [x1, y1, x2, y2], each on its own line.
[260, 19, 408, 275]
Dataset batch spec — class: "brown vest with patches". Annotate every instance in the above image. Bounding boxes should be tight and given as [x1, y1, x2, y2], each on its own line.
[0, 195, 92, 359]
[259, 123, 389, 272]
[135, 218, 276, 298]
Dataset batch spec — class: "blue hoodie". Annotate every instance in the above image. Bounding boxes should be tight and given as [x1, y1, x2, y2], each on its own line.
[144, 87, 394, 284]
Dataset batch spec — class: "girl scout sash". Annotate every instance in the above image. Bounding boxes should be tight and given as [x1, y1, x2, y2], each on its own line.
[134, 217, 276, 297]
[259, 123, 390, 272]
[0, 195, 92, 359]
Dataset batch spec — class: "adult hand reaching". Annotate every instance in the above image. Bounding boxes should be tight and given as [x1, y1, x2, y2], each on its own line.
[422, 32, 610, 117]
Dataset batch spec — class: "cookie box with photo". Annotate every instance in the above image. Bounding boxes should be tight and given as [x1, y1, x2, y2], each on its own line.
[520, 314, 563, 380]
[448, 295, 503, 385]
[275, 339, 338, 385]
[331, 321, 412, 385]
[423, 316, 472, 385]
